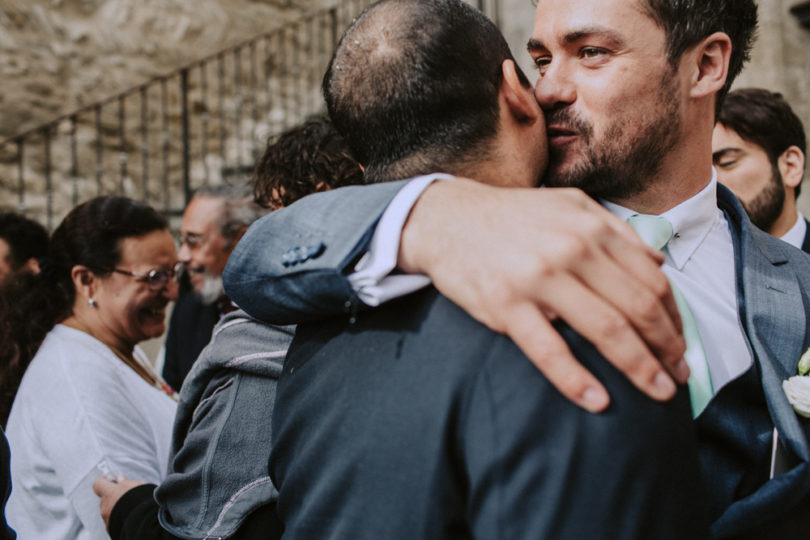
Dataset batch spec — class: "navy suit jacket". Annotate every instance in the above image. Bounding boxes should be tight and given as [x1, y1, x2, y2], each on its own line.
[162, 288, 220, 391]
[270, 287, 709, 539]
[225, 181, 810, 538]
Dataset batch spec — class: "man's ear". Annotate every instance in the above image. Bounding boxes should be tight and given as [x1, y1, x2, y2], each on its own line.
[687, 32, 731, 100]
[500, 59, 540, 123]
[226, 226, 250, 253]
[23, 257, 41, 275]
[778, 145, 805, 192]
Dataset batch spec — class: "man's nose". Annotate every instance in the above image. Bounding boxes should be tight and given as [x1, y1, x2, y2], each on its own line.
[534, 63, 577, 111]
[177, 242, 191, 262]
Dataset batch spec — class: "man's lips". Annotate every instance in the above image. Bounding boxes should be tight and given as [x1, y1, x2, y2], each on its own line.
[547, 125, 578, 147]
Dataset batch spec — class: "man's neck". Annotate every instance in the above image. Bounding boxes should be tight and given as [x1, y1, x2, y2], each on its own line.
[607, 166, 714, 215]
[457, 159, 537, 189]
[768, 200, 799, 238]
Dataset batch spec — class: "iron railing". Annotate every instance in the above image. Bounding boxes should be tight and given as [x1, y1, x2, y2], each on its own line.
[0, 0, 501, 229]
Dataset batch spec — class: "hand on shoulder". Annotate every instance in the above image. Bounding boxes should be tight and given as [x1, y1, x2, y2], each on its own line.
[398, 179, 689, 412]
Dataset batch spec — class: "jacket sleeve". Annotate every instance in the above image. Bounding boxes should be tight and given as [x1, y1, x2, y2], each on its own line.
[223, 180, 409, 324]
[109, 485, 282, 540]
[108, 484, 176, 540]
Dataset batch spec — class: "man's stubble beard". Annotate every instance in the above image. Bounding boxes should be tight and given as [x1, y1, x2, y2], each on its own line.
[543, 67, 682, 202]
[741, 164, 786, 233]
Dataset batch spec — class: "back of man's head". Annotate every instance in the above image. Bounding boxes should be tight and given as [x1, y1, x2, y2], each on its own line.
[0, 213, 48, 271]
[642, 0, 758, 113]
[718, 88, 806, 198]
[323, 0, 527, 182]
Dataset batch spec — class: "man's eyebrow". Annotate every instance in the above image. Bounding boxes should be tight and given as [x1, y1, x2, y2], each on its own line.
[712, 148, 742, 161]
[563, 27, 627, 47]
[527, 28, 627, 52]
[526, 38, 545, 53]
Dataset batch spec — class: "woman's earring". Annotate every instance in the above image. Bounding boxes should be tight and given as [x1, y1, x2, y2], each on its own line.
[88, 298, 97, 308]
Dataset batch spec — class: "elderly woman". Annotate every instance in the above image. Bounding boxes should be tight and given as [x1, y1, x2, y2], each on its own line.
[4, 196, 178, 539]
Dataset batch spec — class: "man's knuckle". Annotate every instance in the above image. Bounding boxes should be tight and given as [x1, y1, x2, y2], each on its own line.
[649, 274, 671, 299]
[630, 292, 661, 326]
[594, 312, 630, 340]
[556, 235, 589, 262]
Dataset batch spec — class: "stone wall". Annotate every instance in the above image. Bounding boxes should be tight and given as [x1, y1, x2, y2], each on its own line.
[0, 0, 362, 226]
[0, 0, 332, 138]
[2, 0, 809, 218]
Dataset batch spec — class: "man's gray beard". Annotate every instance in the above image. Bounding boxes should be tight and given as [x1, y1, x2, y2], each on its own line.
[196, 273, 225, 305]
[544, 69, 681, 201]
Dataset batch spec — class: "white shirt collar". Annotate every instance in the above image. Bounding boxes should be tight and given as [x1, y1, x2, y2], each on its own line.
[602, 169, 719, 271]
[780, 211, 806, 250]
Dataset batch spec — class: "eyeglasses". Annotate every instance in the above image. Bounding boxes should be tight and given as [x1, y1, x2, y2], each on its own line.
[179, 232, 209, 249]
[109, 262, 183, 291]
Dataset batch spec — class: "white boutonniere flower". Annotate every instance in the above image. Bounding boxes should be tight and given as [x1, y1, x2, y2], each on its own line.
[783, 348, 810, 418]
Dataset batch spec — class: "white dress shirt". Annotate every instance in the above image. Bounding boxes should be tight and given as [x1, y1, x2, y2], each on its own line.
[780, 211, 807, 250]
[348, 174, 448, 306]
[602, 173, 752, 391]
[349, 171, 753, 391]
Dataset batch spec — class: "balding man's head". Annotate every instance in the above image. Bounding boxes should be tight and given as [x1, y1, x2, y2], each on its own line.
[323, 0, 528, 182]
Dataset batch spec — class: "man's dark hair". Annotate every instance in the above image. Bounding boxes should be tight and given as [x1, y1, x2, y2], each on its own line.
[641, 0, 758, 114]
[718, 88, 806, 198]
[323, 0, 529, 182]
[252, 115, 364, 209]
[0, 213, 48, 271]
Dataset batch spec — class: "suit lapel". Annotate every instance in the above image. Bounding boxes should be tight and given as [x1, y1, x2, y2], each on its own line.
[802, 219, 810, 254]
[720, 186, 809, 461]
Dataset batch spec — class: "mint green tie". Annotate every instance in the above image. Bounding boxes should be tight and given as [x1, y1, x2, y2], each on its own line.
[627, 214, 713, 417]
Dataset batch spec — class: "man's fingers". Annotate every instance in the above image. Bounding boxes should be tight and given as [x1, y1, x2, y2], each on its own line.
[575, 242, 689, 384]
[505, 303, 610, 413]
[537, 273, 679, 402]
[92, 477, 113, 497]
[609, 219, 684, 336]
[405, 184, 690, 411]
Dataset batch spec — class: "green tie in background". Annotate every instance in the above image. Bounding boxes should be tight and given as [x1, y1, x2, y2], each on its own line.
[626, 214, 714, 418]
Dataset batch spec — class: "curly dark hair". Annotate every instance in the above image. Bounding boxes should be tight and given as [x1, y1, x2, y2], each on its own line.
[0, 196, 167, 426]
[252, 116, 365, 209]
[0, 272, 61, 427]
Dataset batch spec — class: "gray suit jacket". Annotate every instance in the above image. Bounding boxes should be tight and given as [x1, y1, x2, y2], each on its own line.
[224, 181, 810, 538]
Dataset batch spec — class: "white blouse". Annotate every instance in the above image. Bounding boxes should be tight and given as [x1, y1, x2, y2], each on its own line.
[6, 324, 176, 540]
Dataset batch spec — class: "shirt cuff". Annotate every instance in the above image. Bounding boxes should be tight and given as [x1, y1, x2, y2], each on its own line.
[348, 173, 453, 306]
